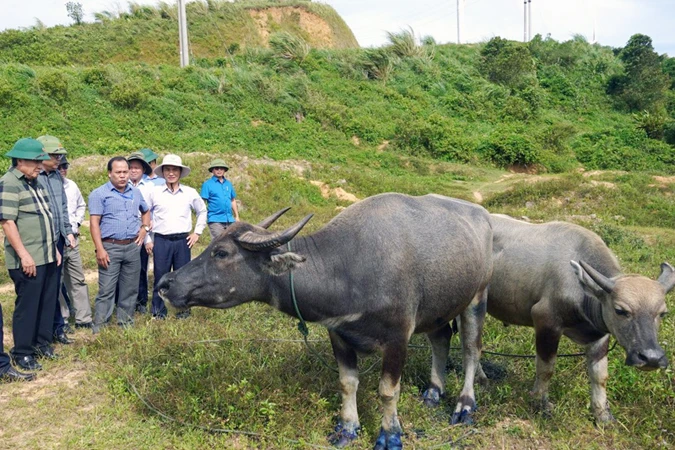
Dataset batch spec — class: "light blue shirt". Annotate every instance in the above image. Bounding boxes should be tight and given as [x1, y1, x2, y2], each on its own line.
[200, 176, 237, 223]
[88, 182, 148, 240]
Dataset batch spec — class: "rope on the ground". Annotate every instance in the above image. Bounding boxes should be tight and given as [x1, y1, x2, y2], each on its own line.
[128, 382, 333, 449]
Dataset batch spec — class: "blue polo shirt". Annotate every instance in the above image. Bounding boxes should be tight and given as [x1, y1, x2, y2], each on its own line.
[200, 176, 236, 223]
[88, 182, 149, 240]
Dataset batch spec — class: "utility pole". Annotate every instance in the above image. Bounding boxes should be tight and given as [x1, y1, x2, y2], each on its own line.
[523, 0, 527, 42]
[177, 0, 189, 67]
[528, 0, 532, 41]
[456, 0, 460, 44]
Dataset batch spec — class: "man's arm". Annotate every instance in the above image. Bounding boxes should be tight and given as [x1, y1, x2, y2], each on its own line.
[89, 215, 110, 269]
[186, 193, 208, 249]
[231, 199, 239, 222]
[59, 181, 75, 246]
[136, 210, 151, 246]
[1, 219, 36, 276]
[74, 185, 86, 226]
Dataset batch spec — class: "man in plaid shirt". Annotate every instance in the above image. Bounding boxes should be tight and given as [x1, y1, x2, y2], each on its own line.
[0, 138, 60, 375]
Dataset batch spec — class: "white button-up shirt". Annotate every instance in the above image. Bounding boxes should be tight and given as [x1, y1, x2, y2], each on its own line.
[144, 182, 207, 242]
[63, 177, 86, 235]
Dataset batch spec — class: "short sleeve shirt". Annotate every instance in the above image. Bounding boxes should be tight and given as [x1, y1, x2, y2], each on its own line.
[88, 181, 148, 240]
[0, 167, 56, 269]
[200, 176, 237, 223]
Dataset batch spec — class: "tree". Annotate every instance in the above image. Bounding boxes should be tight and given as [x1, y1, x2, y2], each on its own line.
[607, 34, 669, 112]
[480, 37, 536, 90]
[66, 2, 84, 25]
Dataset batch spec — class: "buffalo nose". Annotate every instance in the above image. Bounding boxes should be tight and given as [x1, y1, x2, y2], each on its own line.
[628, 349, 668, 369]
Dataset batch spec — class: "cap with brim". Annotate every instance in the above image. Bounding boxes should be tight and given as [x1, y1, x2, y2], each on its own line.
[208, 158, 229, 172]
[140, 148, 159, 163]
[154, 154, 191, 179]
[5, 138, 50, 160]
[128, 151, 152, 176]
[36, 135, 67, 154]
[58, 156, 69, 166]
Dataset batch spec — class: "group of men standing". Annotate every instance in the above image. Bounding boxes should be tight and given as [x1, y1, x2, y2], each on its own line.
[0, 136, 239, 383]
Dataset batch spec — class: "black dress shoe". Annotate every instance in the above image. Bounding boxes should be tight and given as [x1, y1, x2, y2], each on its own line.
[63, 324, 74, 334]
[74, 322, 93, 329]
[37, 347, 59, 360]
[0, 366, 37, 383]
[53, 333, 74, 345]
[11, 355, 42, 371]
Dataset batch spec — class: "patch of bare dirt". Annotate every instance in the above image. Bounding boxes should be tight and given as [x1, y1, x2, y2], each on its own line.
[248, 7, 335, 48]
[310, 180, 359, 203]
[377, 140, 390, 152]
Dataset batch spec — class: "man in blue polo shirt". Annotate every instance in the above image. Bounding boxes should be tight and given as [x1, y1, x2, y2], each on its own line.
[200, 158, 239, 240]
[89, 157, 151, 333]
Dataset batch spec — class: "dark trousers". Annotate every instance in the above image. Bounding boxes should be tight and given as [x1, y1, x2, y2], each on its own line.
[138, 244, 149, 307]
[0, 304, 10, 373]
[9, 262, 58, 358]
[52, 236, 66, 335]
[151, 234, 191, 317]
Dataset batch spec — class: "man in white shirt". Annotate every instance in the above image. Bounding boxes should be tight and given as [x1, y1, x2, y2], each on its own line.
[58, 157, 93, 328]
[144, 154, 207, 319]
[127, 151, 154, 314]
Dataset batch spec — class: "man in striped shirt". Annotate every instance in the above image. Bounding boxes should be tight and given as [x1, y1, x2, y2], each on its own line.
[0, 138, 59, 374]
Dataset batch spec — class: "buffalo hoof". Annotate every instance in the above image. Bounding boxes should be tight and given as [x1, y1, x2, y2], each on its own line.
[450, 408, 474, 425]
[328, 421, 360, 448]
[421, 386, 442, 407]
[530, 397, 554, 419]
[373, 428, 403, 450]
[594, 409, 616, 426]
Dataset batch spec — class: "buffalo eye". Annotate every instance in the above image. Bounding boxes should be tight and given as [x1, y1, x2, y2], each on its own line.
[614, 308, 629, 317]
[660, 311, 668, 319]
[212, 249, 228, 259]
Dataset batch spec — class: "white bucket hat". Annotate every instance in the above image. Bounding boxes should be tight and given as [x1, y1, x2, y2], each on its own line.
[154, 154, 191, 179]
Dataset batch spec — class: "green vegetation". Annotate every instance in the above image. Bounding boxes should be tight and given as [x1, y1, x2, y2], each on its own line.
[0, 4, 674, 449]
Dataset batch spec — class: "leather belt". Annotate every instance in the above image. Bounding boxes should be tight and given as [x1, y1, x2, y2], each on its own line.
[155, 232, 189, 241]
[102, 237, 136, 245]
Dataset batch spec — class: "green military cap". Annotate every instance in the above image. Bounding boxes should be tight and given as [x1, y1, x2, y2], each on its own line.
[208, 158, 229, 172]
[128, 151, 152, 175]
[5, 138, 50, 160]
[139, 148, 159, 163]
[36, 135, 67, 154]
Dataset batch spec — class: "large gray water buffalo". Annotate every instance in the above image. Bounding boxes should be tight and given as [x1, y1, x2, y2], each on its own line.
[157, 193, 493, 449]
[476, 214, 673, 423]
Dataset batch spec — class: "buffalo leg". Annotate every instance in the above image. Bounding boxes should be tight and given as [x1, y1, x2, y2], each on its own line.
[586, 335, 614, 423]
[451, 288, 487, 425]
[374, 340, 408, 450]
[422, 323, 453, 406]
[531, 304, 562, 416]
[328, 331, 361, 447]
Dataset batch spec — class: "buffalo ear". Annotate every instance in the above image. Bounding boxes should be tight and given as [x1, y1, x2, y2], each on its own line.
[658, 262, 675, 293]
[571, 260, 613, 298]
[265, 251, 306, 275]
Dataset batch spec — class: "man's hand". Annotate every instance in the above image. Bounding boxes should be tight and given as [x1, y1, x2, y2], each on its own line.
[96, 248, 111, 269]
[136, 228, 148, 246]
[20, 254, 37, 277]
[186, 233, 200, 249]
[56, 249, 62, 267]
[145, 242, 154, 255]
[67, 233, 76, 248]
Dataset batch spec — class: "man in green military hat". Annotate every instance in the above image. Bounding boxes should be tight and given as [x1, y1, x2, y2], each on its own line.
[37, 135, 75, 346]
[200, 158, 239, 240]
[139, 148, 163, 185]
[0, 138, 59, 376]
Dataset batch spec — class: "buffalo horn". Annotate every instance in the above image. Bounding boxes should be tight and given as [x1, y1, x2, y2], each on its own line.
[657, 262, 675, 292]
[579, 260, 616, 293]
[237, 214, 314, 251]
[257, 207, 292, 229]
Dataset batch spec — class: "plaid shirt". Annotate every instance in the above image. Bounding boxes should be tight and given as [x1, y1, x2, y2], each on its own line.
[0, 167, 56, 269]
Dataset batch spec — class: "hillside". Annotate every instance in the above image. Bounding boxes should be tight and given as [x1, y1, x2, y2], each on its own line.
[0, 0, 359, 66]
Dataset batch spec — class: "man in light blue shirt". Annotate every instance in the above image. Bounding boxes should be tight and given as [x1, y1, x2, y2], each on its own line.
[200, 158, 239, 240]
[88, 157, 151, 332]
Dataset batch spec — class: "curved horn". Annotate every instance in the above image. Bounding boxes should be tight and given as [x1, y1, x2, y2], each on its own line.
[257, 207, 292, 229]
[237, 214, 313, 251]
[579, 260, 616, 293]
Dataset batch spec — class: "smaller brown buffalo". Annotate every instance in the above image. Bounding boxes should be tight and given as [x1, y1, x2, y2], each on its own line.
[477, 215, 673, 423]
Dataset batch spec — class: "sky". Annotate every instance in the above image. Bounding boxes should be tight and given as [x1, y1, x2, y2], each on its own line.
[1, 0, 674, 57]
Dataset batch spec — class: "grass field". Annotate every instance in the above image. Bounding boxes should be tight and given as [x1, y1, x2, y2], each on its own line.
[1, 154, 673, 449]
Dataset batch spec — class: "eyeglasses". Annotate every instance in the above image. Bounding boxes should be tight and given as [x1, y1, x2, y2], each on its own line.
[58, 164, 70, 170]
[50, 154, 64, 161]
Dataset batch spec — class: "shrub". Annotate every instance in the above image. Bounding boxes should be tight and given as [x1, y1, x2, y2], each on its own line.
[108, 81, 147, 108]
[480, 37, 536, 89]
[632, 110, 666, 140]
[479, 128, 539, 167]
[82, 67, 111, 88]
[37, 71, 69, 100]
[360, 48, 397, 83]
[663, 121, 675, 146]
[386, 27, 423, 58]
[269, 32, 310, 64]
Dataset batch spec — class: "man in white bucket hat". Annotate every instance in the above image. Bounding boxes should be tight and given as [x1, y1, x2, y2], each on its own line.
[144, 154, 207, 319]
